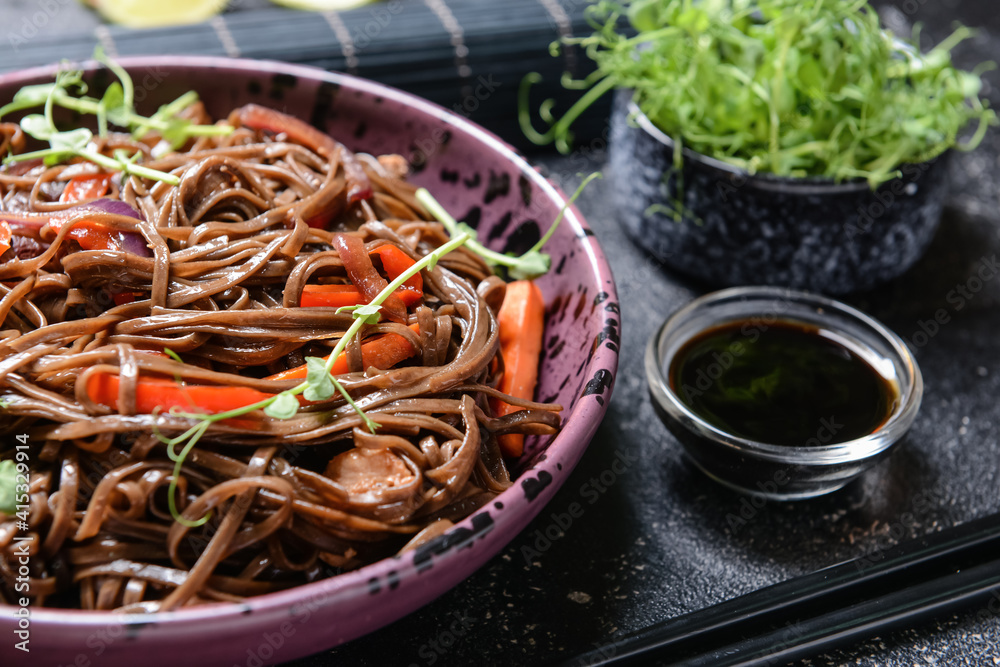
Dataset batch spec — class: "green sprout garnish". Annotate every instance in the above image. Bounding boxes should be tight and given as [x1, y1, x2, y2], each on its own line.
[415, 172, 601, 280]
[162, 348, 186, 385]
[0, 48, 233, 184]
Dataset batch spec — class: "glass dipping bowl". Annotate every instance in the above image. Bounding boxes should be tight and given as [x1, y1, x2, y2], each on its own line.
[646, 287, 923, 499]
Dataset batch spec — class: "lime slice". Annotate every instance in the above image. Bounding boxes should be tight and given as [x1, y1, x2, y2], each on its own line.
[269, 0, 377, 10]
[88, 0, 229, 28]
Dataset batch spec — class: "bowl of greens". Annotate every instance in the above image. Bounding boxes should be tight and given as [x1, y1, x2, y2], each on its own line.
[522, 0, 995, 293]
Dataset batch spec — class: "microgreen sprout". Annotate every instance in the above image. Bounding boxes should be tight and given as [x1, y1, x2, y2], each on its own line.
[415, 172, 601, 280]
[163, 348, 186, 385]
[0, 48, 233, 185]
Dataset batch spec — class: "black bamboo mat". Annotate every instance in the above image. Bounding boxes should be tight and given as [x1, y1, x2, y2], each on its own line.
[0, 0, 607, 148]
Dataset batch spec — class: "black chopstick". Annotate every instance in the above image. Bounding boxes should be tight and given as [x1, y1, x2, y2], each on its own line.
[558, 511, 1000, 666]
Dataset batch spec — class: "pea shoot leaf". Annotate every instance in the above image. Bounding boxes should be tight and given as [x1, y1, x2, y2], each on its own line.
[19, 114, 55, 140]
[264, 391, 300, 419]
[99, 82, 132, 130]
[50, 128, 93, 153]
[336, 303, 382, 325]
[13, 83, 60, 106]
[303, 356, 337, 402]
[508, 251, 551, 281]
[162, 119, 197, 149]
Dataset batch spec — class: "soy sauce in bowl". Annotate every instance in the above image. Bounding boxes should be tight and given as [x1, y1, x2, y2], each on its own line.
[646, 287, 922, 499]
[669, 320, 900, 448]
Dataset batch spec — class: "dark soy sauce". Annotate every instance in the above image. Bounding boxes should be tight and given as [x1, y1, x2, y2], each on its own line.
[669, 320, 899, 447]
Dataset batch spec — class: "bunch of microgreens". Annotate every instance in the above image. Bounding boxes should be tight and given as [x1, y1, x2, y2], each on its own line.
[520, 0, 996, 186]
[0, 48, 233, 184]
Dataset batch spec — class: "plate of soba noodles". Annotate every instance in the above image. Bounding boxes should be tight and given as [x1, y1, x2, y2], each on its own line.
[0, 56, 618, 665]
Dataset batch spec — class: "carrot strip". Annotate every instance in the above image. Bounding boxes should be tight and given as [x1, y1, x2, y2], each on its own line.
[493, 280, 546, 457]
[297, 244, 423, 308]
[87, 372, 274, 416]
[87, 322, 420, 417]
[299, 283, 421, 309]
[49, 220, 127, 252]
[335, 233, 407, 323]
[112, 290, 144, 306]
[0, 221, 11, 255]
[371, 245, 422, 305]
[266, 323, 421, 381]
[300, 284, 367, 309]
[59, 173, 111, 203]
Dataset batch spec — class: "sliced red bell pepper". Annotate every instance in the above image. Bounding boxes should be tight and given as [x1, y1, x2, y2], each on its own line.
[60, 173, 111, 203]
[299, 243, 424, 309]
[298, 243, 423, 309]
[48, 219, 129, 252]
[55, 176, 151, 256]
[112, 290, 145, 306]
[52, 174, 122, 252]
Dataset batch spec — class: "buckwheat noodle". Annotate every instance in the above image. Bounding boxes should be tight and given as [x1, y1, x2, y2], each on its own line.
[0, 103, 560, 611]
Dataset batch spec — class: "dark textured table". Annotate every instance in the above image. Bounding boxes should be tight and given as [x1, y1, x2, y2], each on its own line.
[312, 165, 1000, 667]
[2, 1, 998, 665]
[318, 3, 1000, 665]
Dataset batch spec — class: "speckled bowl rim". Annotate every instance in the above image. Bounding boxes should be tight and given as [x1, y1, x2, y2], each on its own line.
[646, 286, 923, 465]
[0, 56, 620, 662]
[625, 98, 876, 195]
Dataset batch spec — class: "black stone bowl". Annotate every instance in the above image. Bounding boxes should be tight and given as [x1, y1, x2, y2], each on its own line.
[608, 90, 949, 294]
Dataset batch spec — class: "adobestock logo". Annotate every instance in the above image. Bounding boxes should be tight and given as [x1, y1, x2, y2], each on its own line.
[520, 447, 638, 564]
[7, 0, 74, 52]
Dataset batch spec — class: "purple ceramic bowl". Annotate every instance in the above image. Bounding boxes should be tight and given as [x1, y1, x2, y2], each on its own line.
[0, 58, 619, 666]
